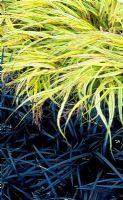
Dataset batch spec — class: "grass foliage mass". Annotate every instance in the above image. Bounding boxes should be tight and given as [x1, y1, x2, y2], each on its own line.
[0, 0, 123, 143]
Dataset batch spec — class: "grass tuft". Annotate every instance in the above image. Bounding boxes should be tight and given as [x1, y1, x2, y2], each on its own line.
[1, 0, 123, 144]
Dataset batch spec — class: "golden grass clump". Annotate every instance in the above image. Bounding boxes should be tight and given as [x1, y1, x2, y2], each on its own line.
[0, 0, 123, 144]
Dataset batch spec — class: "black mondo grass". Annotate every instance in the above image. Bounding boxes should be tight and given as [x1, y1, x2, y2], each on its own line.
[0, 102, 123, 200]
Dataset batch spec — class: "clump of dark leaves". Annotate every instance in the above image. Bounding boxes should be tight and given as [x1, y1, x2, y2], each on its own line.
[1, 51, 123, 200]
